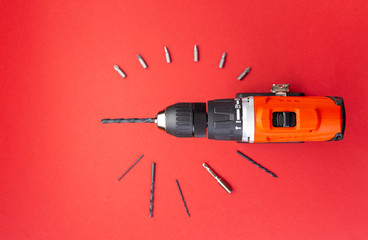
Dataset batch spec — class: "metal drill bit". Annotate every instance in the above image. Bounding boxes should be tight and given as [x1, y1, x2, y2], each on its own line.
[113, 65, 126, 78]
[219, 52, 226, 68]
[194, 45, 199, 62]
[118, 154, 144, 181]
[176, 179, 190, 217]
[150, 162, 156, 218]
[101, 118, 156, 124]
[236, 151, 278, 178]
[137, 54, 148, 68]
[164, 46, 171, 63]
[237, 67, 251, 80]
[202, 163, 232, 194]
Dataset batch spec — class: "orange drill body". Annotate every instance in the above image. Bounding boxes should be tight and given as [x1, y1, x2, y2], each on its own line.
[253, 96, 345, 143]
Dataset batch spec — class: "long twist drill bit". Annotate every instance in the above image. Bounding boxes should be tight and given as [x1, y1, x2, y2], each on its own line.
[176, 180, 190, 217]
[101, 118, 156, 124]
[236, 151, 278, 178]
[150, 162, 156, 218]
[118, 154, 144, 181]
[202, 163, 232, 194]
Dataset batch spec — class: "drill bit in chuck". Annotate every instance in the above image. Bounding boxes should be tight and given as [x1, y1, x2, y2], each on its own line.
[202, 163, 232, 194]
[101, 118, 156, 124]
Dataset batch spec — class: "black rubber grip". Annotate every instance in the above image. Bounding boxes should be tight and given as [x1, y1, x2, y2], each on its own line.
[207, 99, 242, 140]
[193, 103, 207, 137]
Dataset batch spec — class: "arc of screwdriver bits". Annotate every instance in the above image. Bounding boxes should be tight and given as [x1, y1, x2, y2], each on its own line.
[237, 67, 251, 80]
[236, 151, 278, 178]
[101, 118, 156, 124]
[219, 52, 226, 68]
[113, 65, 126, 78]
[137, 54, 148, 68]
[176, 180, 190, 217]
[194, 45, 199, 62]
[164, 46, 171, 63]
[118, 154, 144, 181]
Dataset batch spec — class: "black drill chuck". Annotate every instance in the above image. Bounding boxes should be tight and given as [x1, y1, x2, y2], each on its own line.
[163, 102, 207, 138]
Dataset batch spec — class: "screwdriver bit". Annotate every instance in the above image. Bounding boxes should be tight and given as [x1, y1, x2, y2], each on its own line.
[202, 163, 232, 194]
[237, 67, 251, 80]
[137, 54, 148, 69]
[219, 52, 226, 68]
[164, 46, 171, 63]
[236, 151, 277, 178]
[113, 65, 126, 78]
[194, 45, 199, 62]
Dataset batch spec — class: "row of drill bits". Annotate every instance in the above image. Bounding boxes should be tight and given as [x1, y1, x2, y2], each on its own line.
[117, 151, 276, 217]
[118, 155, 190, 217]
[113, 45, 251, 80]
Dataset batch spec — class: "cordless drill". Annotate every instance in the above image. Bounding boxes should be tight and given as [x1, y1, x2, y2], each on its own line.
[101, 84, 345, 143]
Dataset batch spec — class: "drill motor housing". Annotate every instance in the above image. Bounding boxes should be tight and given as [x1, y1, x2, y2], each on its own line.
[156, 84, 345, 143]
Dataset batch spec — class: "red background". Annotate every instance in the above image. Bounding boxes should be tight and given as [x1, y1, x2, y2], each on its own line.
[1, 0, 368, 239]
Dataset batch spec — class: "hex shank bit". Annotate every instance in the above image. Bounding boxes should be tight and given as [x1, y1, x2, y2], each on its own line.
[194, 45, 199, 62]
[137, 54, 148, 68]
[202, 163, 232, 193]
[237, 67, 251, 80]
[219, 52, 226, 68]
[164, 46, 171, 63]
[113, 65, 126, 78]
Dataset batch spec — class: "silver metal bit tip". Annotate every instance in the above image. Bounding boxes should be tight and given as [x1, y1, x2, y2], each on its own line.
[237, 67, 251, 80]
[219, 52, 227, 68]
[113, 65, 126, 78]
[194, 45, 199, 62]
[164, 46, 171, 63]
[202, 163, 232, 194]
[137, 54, 148, 69]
